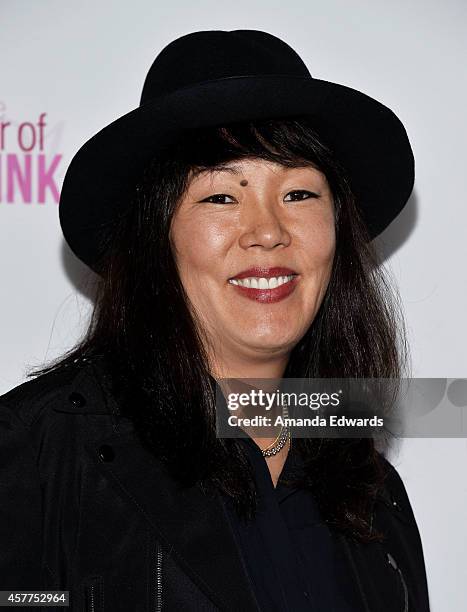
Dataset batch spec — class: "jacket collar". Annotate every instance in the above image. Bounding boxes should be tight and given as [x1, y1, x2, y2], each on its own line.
[53, 360, 116, 415]
[54, 359, 262, 612]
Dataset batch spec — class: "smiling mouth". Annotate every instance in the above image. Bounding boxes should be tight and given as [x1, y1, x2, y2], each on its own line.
[228, 274, 297, 289]
[227, 274, 300, 303]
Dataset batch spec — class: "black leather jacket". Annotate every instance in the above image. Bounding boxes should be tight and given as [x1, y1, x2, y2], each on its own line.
[0, 360, 430, 611]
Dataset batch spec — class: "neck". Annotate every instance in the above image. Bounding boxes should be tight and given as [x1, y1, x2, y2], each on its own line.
[209, 352, 289, 381]
[209, 351, 291, 471]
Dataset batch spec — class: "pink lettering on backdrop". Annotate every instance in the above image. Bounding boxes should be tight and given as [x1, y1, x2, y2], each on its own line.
[0, 109, 63, 204]
[38, 154, 61, 203]
[7, 154, 32, 203]
[18, 122, 37, 151]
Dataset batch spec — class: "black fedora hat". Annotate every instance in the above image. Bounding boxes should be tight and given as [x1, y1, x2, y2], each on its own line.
[59, 29, 414, 273]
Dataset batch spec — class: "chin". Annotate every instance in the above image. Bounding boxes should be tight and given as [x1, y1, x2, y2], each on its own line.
[240, 333, 299, 354]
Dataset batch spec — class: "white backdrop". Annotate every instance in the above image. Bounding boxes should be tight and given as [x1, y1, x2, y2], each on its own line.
[1, 1, 466, 609]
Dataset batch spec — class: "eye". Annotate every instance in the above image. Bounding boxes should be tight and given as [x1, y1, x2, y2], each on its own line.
[284, 190, 320, 201]
[199, 193, 236, 204]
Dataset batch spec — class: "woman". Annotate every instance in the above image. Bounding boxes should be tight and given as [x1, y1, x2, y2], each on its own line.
[0, 30, 430, 611]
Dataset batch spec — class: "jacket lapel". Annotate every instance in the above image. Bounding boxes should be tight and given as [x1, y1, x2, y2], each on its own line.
[54, 361, 261, 612]
[90, 429, 261, 611]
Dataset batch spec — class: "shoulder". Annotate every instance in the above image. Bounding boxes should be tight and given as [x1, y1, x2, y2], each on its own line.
[374, 451, 420, 527]
[372, 453, 430, 609]
[0, 365, 80, 427]
[0, 357, 118, 498]
[0, 358, 113, 431]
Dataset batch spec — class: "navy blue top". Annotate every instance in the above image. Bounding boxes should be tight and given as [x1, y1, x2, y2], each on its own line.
[221, 436, 356, 611]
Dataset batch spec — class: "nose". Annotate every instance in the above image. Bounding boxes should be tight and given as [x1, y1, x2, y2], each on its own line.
[238, 202, 291, 250]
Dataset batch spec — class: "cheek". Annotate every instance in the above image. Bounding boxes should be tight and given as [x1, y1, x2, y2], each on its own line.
[301, 216, 336, 275]
[171, 216, 228, 280]
[319, 234, 336, 275]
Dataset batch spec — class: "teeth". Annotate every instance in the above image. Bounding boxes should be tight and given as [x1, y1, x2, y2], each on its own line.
[229, 275, 296, 289]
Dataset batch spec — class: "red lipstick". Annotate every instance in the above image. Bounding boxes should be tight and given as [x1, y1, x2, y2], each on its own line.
[228, 266, 299, 303]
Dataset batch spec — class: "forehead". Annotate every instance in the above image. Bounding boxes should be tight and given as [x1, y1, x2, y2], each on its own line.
[188, 159, 325, 184]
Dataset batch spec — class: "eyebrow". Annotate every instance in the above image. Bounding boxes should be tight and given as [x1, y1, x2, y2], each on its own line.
[190, 162, 320, 181]
[191, 164, 243, 179]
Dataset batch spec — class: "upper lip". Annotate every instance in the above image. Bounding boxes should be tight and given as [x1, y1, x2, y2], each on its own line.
[229, 266, 298, 280]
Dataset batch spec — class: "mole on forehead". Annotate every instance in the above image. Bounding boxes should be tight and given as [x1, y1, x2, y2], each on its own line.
[239, 179, 248, 186]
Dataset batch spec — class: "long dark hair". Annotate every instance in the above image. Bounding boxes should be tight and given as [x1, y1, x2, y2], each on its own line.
[29, 116, 409, 542]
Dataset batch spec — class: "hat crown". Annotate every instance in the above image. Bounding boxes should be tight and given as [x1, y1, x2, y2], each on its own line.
[140, 29, 312, 105]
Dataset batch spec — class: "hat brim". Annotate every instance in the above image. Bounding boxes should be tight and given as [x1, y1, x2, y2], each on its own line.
[59, 75, 414, 272]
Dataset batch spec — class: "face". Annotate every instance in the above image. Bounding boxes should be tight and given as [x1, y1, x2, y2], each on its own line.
[169, 158, 336, 372]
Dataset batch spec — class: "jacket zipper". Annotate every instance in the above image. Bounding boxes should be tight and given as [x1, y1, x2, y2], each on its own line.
[88, 584, 95, 612]
[85, 577, 103, 612]
[387, 552, 409, 612]
[155, 542, 163, 612]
